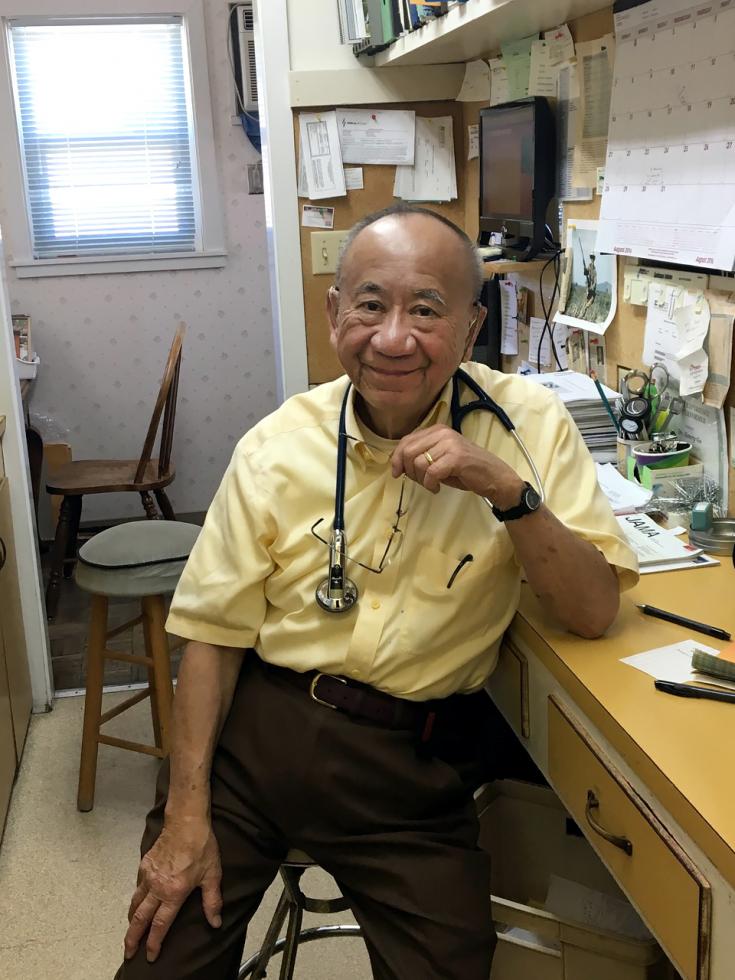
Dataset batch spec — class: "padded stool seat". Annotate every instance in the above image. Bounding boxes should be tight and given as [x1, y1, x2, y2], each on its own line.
[75, 520, 200, 598]
[74, 520, 199, 812]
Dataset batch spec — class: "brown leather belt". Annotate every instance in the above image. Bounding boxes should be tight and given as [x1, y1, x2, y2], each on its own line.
[259, 660, 442, 741]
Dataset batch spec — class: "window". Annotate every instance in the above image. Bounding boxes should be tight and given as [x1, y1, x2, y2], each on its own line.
[0, 2, 225, 277]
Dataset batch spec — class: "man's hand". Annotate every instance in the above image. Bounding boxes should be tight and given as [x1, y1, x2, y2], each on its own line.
[391, 423, 524, 509]
[124, 819, 223, 963]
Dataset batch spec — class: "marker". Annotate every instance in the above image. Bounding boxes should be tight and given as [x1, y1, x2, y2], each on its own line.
[654, 679, 735, 704]
[636, 604, 731, 642]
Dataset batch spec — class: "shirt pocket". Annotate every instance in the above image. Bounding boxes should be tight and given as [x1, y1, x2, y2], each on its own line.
[402, 534, 517, 647]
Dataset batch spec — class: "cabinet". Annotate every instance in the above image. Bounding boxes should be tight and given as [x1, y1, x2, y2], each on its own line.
[0, 419, 33, 838]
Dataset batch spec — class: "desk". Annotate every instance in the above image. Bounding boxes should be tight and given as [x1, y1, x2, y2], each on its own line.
[489, 563, 735, 980]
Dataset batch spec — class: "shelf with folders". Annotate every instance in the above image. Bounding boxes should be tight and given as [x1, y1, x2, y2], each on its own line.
[371, 0, 609, 67]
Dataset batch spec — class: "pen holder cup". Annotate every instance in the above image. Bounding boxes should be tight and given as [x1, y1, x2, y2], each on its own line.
[632, 442, 691, 470]
[616, 436, 648, 474]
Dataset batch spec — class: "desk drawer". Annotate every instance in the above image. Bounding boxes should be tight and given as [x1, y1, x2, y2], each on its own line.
[548, 697, 710, 980]
[488, 637, 530, 739]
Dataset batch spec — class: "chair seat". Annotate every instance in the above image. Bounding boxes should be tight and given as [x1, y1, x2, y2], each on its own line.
[46, 458, 175, 495]
[74, 520, 200, 598]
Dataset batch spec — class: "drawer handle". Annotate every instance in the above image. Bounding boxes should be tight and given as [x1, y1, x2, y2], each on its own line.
[0, 536, 5, 571]
[585, 790, 633, 856]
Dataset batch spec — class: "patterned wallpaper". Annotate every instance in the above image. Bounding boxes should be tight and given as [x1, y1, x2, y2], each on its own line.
[0, 0, 278, 523]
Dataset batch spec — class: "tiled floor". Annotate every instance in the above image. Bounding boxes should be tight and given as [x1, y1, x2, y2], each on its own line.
[0, 694, 370, 980]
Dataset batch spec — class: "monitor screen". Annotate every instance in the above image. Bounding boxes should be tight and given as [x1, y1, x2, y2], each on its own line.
[480, 104, 535, 222]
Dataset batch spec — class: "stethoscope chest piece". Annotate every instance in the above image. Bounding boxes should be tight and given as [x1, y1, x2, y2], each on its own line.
[316, 576, 358, 613]
[315, 527, 358, 613]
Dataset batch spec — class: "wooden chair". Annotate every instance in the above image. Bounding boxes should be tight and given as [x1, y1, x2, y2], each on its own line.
[45, 323, 186, 620]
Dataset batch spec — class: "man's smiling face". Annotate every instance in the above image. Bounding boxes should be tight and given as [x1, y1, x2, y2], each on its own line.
[327, 213, 485, 439]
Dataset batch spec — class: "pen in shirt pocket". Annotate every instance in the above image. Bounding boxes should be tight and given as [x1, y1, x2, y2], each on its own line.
[447, 554, 474, 589]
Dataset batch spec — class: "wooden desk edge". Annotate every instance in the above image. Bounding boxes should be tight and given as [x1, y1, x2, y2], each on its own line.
[507, 601, 735, 893]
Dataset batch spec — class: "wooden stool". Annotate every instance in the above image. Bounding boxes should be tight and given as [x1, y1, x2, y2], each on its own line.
[74, 520, 200, 812]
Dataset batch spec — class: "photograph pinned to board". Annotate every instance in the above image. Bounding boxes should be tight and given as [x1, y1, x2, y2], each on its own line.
[302, 204, 335, 229]
[555, 218, 617, 335]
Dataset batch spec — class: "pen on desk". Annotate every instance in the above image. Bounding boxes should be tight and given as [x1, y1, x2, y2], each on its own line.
[636, 604, 732, 642]
[654, 679, 735, 704]
[590, 370, 621, 435]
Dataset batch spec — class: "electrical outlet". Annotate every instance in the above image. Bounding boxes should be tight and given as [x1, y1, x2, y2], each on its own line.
[310, 230, 349, 275]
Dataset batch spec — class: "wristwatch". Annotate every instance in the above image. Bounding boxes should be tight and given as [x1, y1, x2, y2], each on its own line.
[492, 482, 542, 523]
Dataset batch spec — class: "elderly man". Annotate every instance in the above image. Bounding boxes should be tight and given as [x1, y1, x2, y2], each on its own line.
[116, 204, 637, 980]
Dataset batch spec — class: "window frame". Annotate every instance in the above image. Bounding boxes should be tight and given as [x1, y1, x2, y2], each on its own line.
[0, 0, 226, 278]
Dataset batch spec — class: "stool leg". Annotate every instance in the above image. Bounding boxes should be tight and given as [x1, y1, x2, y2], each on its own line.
[249, 889, 291, 980]
[77, 594, 108, 812]
[142, 595, 174, 755]
[142, 609, 163, 750]
[279, 901, 304, 980]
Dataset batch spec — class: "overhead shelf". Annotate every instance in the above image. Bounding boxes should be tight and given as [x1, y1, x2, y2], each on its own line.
[372, 0, 610, 67]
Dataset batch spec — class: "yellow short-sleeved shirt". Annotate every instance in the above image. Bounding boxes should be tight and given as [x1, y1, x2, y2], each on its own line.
[166, 362, 639, 700]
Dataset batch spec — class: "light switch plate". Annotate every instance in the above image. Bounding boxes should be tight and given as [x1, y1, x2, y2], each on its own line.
[311, 230, 349, 275]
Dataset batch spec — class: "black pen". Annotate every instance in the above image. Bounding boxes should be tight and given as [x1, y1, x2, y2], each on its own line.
[636, 604, 732, 642]
[654, 679, 735, 704]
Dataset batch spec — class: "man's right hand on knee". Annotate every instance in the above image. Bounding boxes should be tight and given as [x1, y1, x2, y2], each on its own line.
[123, 818, 223, 963]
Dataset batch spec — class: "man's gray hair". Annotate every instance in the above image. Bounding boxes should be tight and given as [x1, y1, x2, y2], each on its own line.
[335, 203, 484, 302]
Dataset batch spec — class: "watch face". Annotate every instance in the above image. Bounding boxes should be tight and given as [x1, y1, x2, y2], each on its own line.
[524, 485, 541, 511]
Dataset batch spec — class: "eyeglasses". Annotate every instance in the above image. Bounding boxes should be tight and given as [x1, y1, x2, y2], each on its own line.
[311, 475, 413, 575]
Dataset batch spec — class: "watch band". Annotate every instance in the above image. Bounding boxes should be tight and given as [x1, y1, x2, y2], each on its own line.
[492, 482, 539, 523]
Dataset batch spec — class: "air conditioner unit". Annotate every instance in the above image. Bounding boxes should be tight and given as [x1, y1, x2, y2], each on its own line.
[236, 2, 258, 113]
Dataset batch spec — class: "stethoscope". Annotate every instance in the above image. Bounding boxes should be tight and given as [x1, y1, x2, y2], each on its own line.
[315, 367, 545, 613]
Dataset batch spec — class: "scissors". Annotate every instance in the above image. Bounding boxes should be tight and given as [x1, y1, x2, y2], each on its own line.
[622, 364, 669, 429]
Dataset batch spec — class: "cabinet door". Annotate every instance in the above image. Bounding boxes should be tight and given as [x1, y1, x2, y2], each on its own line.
[0, 624, 17, 840]
[0, 478, 32, 758]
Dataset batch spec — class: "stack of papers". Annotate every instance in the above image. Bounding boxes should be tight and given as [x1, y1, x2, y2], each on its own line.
[596, 463, 652, 515]
[393, 116, 457, 203]
[524, 371, 620, 464]
[615, 513, 719, 573]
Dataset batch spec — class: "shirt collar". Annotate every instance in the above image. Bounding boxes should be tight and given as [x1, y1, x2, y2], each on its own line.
[343, 376, 454, 466]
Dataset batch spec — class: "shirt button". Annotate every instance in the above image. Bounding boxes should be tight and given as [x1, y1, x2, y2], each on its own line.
[351, 669, 361, 677]
[371, 599, 381, 610]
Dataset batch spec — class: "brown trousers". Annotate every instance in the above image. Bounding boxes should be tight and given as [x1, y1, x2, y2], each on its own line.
[114, 656, 495, 980]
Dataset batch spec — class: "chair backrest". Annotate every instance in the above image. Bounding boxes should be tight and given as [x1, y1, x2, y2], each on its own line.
[135, 323, 186, 483]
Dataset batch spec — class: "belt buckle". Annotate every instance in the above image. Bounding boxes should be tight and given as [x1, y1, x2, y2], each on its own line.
[310, 672, 347, 710]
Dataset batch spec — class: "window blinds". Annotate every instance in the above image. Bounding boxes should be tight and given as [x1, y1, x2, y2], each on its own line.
[9, 19, 198, 259]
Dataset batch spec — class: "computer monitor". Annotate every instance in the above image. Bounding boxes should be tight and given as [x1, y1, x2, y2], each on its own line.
[479, 97, 556, 261]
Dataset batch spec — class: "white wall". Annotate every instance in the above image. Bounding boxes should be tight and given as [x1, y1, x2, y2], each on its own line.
[287, 0, 366, 71]
[0, 0, 278, 523]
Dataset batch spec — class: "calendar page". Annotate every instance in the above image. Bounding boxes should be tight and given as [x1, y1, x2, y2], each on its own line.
[597, 0, 735, 271]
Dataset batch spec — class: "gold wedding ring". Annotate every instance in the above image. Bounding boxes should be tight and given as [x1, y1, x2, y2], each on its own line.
[424, 451, 434, 466]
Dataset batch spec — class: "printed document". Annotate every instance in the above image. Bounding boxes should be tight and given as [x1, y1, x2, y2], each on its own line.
[528, 40, 560, 99]
[337, 109, 415, 166]
[393, 116, 457, 202]
[557, 64, 593, 202]
[299, 111, 346, 200]
[499, 280, 518, 356]
[456, 60, 492, 102]
[488, 56, 510, 106]
[500, 35, 535, 100]
[572, 35, 615, 188]
[623, 640, 735, 692]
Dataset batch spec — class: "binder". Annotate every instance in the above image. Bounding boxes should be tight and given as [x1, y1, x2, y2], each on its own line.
[365, 0, 385, 45]
[380, 0, 397, 42]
